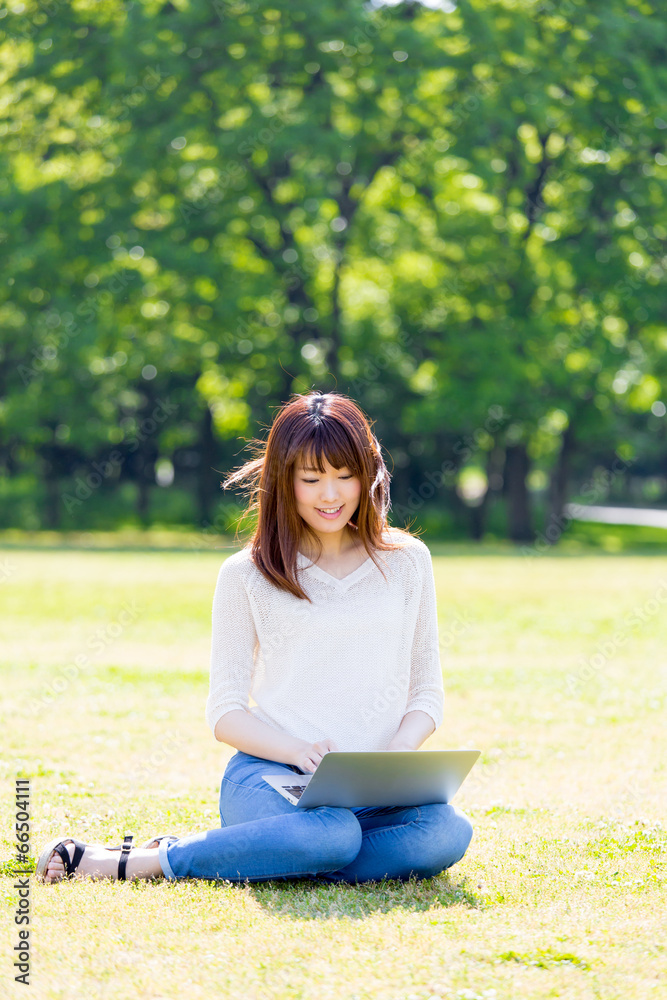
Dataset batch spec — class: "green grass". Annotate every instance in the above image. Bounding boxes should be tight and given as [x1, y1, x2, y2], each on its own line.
[1, 541, 666, 1000]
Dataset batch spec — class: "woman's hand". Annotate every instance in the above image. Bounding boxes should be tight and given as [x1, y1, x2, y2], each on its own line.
[293, 738, 340, 774]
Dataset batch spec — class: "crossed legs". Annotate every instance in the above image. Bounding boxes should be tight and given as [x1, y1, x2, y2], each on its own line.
[157, 752, 473, 885]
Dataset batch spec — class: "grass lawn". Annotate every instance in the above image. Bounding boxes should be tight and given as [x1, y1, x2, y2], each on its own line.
[1, 537, 666, 1000]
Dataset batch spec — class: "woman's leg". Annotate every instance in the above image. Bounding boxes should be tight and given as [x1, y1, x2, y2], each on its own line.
[313, 802, 474, 885]
[205, 752, 473, 885]
[40, 841, 165, 882]
[41, 755, 471, 885]
[158, 752, 363, 883]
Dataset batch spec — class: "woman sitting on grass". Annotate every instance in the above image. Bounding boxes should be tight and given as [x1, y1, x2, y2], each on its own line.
[37, 390, 473, 885]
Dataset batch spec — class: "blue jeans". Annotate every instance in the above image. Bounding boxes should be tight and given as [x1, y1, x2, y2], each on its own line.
[158, 750, 474, 885]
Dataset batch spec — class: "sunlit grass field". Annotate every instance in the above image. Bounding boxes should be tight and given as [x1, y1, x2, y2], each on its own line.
[1, 536, 666, 1000]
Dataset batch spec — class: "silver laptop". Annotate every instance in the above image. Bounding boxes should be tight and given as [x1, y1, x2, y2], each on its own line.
[262, 750, 480, 809]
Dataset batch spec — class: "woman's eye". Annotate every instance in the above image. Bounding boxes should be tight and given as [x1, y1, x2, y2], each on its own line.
[302, 475, 352, 483]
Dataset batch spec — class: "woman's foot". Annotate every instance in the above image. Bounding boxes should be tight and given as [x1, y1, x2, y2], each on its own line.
[41, 838, 164, 883]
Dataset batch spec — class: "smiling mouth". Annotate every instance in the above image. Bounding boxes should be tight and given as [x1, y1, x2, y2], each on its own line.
[316, 505, 343, 514]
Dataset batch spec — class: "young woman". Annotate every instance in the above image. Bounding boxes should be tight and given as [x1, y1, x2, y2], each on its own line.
[37, 391, 473, 885]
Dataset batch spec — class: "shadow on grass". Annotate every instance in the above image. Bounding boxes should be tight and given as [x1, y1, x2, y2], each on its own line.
[206, 871, 483, 920]
[5, 854, 483, 919]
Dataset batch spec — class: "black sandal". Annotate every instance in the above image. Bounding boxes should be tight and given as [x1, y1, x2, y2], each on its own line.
[116, 833, 133, 881]
[36, 834, 136, 882]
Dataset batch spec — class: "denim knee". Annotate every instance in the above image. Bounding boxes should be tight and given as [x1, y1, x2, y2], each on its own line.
[414, 803, 474, 877]
[444, 805, 474, 866]
[302, 807, 363, 872]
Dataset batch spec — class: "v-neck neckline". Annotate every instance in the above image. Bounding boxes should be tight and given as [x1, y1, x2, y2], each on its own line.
[296, 549, 374, 590]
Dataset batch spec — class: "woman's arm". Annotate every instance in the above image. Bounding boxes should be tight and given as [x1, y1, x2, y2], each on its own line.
[206, 556, 259, 735]
[394, 542, 445, 746]
[215, 709, 309, 765]
[387, 710, 436, 751]
[389, 542, 445, 750]
[207, 556, 338, 771]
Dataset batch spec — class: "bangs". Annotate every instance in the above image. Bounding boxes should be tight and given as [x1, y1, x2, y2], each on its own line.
[294, 428, 361, 476]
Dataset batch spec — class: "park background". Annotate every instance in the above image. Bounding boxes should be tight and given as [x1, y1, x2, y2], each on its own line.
[1, 1, 666, 999]
[1, 0, 667, 547]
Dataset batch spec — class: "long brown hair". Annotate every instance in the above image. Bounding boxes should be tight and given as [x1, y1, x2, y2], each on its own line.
[221, 391, 418, 600]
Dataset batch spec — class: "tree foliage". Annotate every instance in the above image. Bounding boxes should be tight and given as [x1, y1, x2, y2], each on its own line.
[1, 0, 665, 538]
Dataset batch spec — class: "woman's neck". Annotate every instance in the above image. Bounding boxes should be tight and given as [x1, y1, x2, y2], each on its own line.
[299, 525, 362, 561]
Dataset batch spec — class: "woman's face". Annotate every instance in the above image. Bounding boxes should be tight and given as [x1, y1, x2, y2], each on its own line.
[293, 455, 362, 537]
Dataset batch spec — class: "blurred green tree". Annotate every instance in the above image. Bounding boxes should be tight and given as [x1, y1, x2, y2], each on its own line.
[0, 0, 665, 537]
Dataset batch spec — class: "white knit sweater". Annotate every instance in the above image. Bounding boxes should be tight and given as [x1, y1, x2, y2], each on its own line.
[205, 528, 445, 753]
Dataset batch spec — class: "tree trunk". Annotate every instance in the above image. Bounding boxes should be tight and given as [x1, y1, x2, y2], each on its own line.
[196, 405, 217, 526]
[546, 423, 575, 544]
[504, 443, 533, 542]
[469, 501, 485, 540]
[468, 443, 505, 540]
[42, 461, 61, 530]
[137, 471, 150, 528]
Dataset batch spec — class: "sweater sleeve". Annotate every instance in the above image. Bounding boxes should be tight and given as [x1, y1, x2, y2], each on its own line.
[404, 542, 445, 732]
[205, 554, 259, 736]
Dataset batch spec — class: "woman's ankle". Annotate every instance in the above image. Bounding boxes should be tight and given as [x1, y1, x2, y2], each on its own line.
[124, 848, 164, 881]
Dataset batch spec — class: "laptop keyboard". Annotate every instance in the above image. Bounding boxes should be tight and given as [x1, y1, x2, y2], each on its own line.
[283, 784, 306, 799]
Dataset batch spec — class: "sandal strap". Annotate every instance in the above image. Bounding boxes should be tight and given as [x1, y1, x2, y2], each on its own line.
[53, 839, 85, 877]
[108, 835, 176, 851]
[117, 834, 133, 881]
